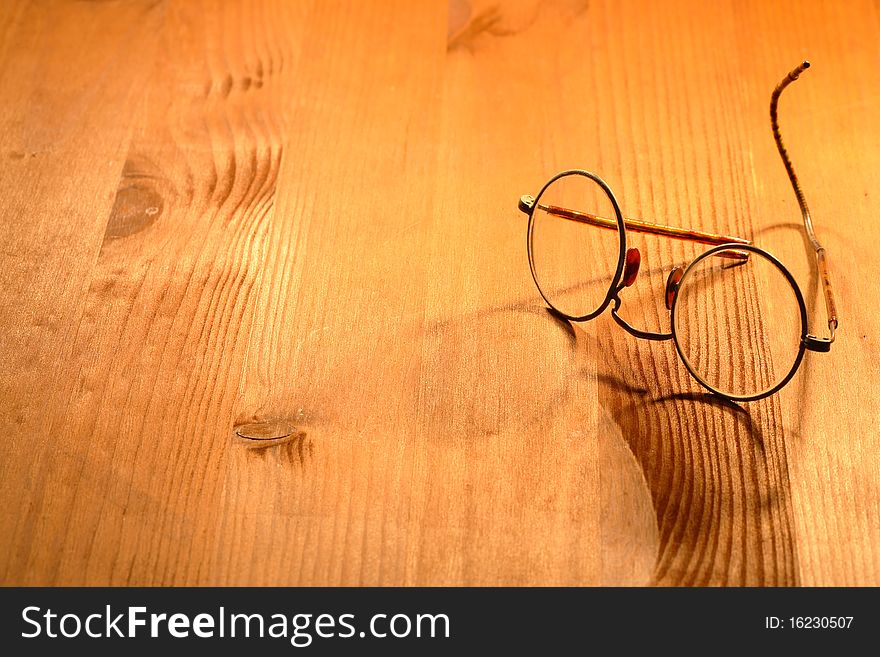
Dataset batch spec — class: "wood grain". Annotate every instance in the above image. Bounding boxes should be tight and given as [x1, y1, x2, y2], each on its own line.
[0, 0, 877, 586]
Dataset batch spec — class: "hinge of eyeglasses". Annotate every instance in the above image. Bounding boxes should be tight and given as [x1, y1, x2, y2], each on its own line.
[803, 335, 832, 352]
[519, 195, 535, 214]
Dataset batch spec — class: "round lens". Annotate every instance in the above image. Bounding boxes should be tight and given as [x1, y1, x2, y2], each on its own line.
[671, 246, 806, 400]
[528, 171, 624, 319]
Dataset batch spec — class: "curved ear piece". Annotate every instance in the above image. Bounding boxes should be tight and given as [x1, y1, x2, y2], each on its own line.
[665, 267, 684, 310]
[622, 248, 641, 287]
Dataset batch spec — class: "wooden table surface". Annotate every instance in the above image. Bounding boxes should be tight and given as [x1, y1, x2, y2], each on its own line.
[1, 0, 878, 586]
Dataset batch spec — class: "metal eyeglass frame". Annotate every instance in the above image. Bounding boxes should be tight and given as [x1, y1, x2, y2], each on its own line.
[516, 62, 837, 402]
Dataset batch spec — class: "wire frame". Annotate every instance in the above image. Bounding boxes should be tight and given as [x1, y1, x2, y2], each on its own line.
[525, 169, 627, 322]
[669, 243, 809, 402]
[516, 62, 836, 402]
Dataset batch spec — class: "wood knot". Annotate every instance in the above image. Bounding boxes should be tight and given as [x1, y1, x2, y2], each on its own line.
[104, 157, 173, 241]
[105, 183, 163, 238]
[234, 418, 299, 447]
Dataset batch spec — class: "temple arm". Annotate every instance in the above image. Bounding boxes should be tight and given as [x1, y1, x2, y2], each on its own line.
[771, 61, 837, 343]
[518, 195, 751, 260]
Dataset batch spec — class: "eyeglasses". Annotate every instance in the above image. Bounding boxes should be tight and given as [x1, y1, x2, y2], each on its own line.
[517, 62, 837, 402]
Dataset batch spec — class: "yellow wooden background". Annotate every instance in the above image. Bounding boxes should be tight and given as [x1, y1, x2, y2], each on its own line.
[1, 0, 878, 586]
